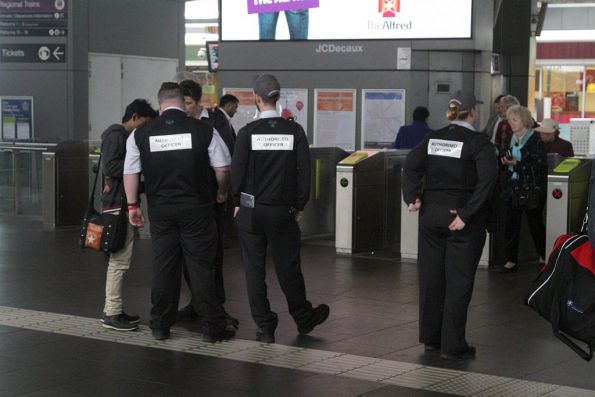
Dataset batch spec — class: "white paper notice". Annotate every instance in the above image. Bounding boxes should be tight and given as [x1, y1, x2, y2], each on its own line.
[314, 89, 356, 151]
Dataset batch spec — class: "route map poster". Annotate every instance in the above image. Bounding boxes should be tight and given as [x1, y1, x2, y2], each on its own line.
[361, 89, 405, 148]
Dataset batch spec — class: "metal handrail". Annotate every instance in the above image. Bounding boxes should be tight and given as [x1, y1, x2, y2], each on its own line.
[0, 142, 58, 152]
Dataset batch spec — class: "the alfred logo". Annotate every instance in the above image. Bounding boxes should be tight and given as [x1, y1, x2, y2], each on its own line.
[315, 44, 363, 54]
[379, 0, 400, 17]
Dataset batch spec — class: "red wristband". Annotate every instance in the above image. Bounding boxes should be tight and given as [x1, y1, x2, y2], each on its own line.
[127, 203, 140, 210]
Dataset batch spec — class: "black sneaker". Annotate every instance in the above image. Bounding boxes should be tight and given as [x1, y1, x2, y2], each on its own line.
[100, 312, 140, 324]
[203, 328, 235, 343]
[176, 304, 200, 321]
[102, 314, 138, 331]
[151, 328, 171, 340]
[298, 304, 330, 335]
[440, 345, 476, 360]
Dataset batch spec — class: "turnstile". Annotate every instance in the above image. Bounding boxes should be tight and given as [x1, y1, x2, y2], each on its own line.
[335, 150, 409, 255]
[42, 141, 88, 227]
[301, 147, 349, 239]
[546, 157, 592, 256]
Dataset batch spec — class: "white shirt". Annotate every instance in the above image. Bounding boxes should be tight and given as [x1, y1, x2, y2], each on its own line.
[259, 110, 280, 119]
[123, 106, 231, 174]
[219, 107, 232, 121]
[451, 120, 477, 131]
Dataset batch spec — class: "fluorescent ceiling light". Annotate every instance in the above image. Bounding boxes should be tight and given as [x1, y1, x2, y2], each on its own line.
[537, 30, 595, 41]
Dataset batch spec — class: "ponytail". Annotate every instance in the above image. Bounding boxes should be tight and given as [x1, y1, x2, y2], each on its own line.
[446, 102, 471, 121]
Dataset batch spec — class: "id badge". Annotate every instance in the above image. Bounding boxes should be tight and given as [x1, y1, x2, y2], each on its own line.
[240, 192, 255, 208]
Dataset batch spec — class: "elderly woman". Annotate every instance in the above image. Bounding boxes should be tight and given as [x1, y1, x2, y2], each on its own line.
[500, 105, 548, 273]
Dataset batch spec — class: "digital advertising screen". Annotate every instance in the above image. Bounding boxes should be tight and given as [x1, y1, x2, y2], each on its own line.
[221, 0, 473, 41]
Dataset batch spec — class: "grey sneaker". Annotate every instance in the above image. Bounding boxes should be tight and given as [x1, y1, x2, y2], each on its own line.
[102, 314, 138, 331]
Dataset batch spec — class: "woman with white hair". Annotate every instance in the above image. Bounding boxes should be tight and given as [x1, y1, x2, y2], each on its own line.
[499, 105, 548, 273]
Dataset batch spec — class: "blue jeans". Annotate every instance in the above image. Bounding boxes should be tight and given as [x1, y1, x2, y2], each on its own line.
[258, 9, 309, 40]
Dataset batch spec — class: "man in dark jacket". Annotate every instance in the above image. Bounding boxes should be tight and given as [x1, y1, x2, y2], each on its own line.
[393, 106, 432, 149]
[100, 99, 157, 331]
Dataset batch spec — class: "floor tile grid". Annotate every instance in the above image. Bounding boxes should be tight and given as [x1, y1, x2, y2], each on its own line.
[0, 306, 592, 397]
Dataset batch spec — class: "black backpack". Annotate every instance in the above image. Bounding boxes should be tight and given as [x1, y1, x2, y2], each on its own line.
[525, 232, 595, 361]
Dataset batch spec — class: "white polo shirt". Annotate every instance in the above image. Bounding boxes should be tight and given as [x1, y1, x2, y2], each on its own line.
[124, 106, 231, 174]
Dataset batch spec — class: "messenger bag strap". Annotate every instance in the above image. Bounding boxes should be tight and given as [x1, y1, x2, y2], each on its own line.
[88, 154, 102, 210]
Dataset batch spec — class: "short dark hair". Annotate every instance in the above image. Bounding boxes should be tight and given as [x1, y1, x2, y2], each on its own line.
[179, 79, 202, 102]
[122, 99, 158, 123]
[495, 94, 506, 103]
[157, 82, 184, 104]
[219, 94, 239, 108]
[412, 106, 429, 122]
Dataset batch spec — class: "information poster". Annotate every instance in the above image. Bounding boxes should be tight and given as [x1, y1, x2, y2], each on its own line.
[1, 97, 33, 141]
[361, 89, 405, 148]
[313, 89, 356, 150]
[279, 88, 308, 134]
[223, 87, 308, 135]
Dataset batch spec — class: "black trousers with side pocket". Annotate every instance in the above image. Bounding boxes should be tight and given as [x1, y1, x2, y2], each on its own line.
[149, 215, 226, 334]
[417, 203, 487, 354]
[235, 204, 313, 330]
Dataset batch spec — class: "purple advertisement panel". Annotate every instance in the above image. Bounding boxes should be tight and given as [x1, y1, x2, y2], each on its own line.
[247, 0, 319, 15]
[0, 0, 67, 13]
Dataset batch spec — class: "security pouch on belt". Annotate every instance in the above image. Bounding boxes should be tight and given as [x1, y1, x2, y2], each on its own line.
[240, 192, 255, 208]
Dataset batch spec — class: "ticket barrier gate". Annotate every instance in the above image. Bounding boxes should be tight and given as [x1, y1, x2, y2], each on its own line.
[42, 141, 88, 228]
[335, 150, 409, 255]
[546, 157, 592, 256]
[301, 147, 349, 239]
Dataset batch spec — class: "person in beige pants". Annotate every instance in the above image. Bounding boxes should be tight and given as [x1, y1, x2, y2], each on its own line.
[100, 99, 157, 331]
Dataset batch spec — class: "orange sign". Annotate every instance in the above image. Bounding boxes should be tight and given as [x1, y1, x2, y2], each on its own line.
[317, 92, 354, 112]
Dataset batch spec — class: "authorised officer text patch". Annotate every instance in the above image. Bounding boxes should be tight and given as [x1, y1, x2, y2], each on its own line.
[427, 139, 464, 158]
[252, 134, 294, 151]
[149, 133, 193, 152]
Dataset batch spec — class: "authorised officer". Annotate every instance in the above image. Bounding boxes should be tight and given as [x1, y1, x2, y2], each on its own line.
[123, 82, 234, 343]
[232, 74, 329, 343]
[402, 90, 497, 359]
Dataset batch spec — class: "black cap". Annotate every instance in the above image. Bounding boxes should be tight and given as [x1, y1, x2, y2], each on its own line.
[253, 74, 281, 99]
[449, 90, 483, 110]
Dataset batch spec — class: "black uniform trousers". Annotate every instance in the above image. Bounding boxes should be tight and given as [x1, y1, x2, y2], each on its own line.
[504, 199, 546, 263]
[418, 203, 486, 354]
[182, 202, 227, 305]
[236, 204, 313, 330]
[149, 215, 226, 333]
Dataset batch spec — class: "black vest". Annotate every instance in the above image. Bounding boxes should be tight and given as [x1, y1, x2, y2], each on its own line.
[135, 109, 213, 220]
[243, 117, 301, 207]
[423, 124, 478, 207]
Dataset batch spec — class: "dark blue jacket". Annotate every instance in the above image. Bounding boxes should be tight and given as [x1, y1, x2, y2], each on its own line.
[393, 121, 432, 149]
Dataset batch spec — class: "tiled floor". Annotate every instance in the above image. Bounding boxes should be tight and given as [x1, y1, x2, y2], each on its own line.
[0, 215, 593, 396]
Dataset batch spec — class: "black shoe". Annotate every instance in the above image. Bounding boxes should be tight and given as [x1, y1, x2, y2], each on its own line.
[226, 313, 240, 329]
[440, 345, 476, 360]
[151, 328, 170, 340]
[176, 304, 199, 321]
[499, 264, 518, 274]
[102, 314, 138, 331]
[256, 327, 276, 343]
[424, 343, 441, 352]
[100, 312, 140, 325]
[203, 328, 235, 343]
[298, 304, 330, 335]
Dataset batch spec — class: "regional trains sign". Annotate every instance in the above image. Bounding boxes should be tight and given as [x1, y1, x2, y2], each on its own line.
[0, 0, 68, 37]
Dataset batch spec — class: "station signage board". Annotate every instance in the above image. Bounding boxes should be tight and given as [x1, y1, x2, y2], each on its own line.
[0, 0, 68, 37]
[0, 43, 65, 63]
